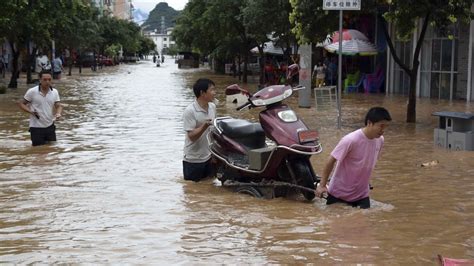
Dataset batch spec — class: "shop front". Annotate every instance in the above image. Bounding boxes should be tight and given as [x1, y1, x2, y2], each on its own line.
[387, 8, 474, 103]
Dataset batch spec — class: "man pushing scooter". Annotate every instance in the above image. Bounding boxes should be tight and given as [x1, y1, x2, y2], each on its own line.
[316, 107, 392, 209]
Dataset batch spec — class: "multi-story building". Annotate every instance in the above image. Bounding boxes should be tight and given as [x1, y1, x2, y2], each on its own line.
[144, 28, 176, 55]
[113, 0, 133, 21]
[91, 0, 133, 21]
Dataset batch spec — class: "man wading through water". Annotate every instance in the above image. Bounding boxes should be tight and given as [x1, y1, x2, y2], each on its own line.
[18, 70, 63, 146]
[182, 78, 217, 181]
[316, 107, 392, 209]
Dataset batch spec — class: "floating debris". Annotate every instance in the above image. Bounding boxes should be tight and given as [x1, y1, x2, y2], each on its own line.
[420, 160, 439, 167]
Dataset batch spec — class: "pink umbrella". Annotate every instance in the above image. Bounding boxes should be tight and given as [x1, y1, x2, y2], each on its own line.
[324, 39, 377, 56]
[324, 29, 377, 56]
[331, 29, 369, 42]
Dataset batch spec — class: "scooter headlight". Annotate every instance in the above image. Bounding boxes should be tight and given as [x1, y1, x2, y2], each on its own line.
[283, 88, 292, 99]
[252, 99, 266, 106]
[278, 110, 298, 122]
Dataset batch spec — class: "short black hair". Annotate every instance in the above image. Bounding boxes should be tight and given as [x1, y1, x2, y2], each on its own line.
[365, 107, 392, 125]
[38, 70, 52, 78]
[192, 78, 215, 97]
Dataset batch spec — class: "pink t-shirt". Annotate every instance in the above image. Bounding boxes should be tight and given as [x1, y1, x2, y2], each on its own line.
[328, 129, 384, 202]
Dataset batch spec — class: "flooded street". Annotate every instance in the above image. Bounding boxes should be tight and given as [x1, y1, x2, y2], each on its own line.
[0, 59, 473, 264]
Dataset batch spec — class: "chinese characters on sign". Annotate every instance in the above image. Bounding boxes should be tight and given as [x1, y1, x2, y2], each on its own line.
[323, 0, 361, 10]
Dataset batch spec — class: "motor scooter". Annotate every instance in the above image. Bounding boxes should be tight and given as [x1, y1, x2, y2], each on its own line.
[208, 64, 322, 201]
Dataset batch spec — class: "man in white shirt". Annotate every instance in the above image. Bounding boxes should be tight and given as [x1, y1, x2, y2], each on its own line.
[18, 70, 63, 146]
[182, 78, 217, 181]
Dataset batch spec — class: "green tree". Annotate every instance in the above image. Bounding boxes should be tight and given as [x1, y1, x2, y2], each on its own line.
[172, 0, 222, 70]
[289, 0, 338, 45]
[0, 0, 48, 88]
[243, 0, 297, 83]
[0, 1, 20, 87]
[379, 0, 472, 122]
[99, 16, 141, 56]
[22, 1, 53, 84]
[138, 36, 156, 57]
[104, 44, 121, 63]
[173, 0, 259, 82]
[0, 0, 101, 84]
[53, 0, 100, 75]
[173, 0, 219, 56]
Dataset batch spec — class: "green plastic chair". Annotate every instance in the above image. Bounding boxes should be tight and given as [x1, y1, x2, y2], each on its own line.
[344, 70, 360, 92]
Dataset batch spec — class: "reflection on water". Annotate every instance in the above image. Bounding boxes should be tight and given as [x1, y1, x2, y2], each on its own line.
[0, 60, 473, 264]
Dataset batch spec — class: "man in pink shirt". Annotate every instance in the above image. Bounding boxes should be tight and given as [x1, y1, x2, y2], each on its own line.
[316, 107, 392, 208]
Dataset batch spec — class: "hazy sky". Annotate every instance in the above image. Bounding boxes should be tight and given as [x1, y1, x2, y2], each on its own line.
[133, 0, 188, 13]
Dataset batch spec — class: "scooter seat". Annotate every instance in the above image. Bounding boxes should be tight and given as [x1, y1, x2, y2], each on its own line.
[218, 119, 266, 149]
[219, 119, 263, 137]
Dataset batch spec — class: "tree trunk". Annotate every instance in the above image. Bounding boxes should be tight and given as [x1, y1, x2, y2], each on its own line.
[7, 41, 20, 89]
[406, 68, 418, 123]
[237, 55, 242, 81]
[259, 48, 265, 85]
[68, 56, 73, 76]
[92, 50, 97, 71]
[78, 52, 82, 74]
[243, 53, 248, 83]
[378, 13, 430, 124]
[232, 60, 236, 78]
[26, 45, 37, 84]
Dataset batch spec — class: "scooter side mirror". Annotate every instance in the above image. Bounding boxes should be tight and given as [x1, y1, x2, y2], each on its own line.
[225, 84, 250, 97]
[286, 64, 299, 81]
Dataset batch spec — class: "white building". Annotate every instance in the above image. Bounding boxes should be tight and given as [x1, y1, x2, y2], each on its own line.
[144, 28, 176, 55]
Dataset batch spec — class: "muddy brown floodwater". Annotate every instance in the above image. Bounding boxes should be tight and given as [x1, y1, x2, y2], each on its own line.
[0, 59, 473, 264]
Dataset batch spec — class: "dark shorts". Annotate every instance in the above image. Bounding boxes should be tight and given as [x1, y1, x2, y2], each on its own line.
[326, 193, 371, 209]
[183, 159, 213, 182]
[29, 124, 56, 146]
[53, 72, 61, 79]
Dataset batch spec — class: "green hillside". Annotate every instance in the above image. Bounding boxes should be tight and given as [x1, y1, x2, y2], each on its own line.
[142, 2, 180, 32]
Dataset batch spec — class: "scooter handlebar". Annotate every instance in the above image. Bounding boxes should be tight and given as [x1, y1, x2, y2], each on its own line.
[236, 101, 251, 111]
[293, 85, 306, 91]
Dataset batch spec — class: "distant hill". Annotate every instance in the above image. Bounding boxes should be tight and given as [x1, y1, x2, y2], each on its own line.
[141, 2, 180, 32]
[133, 8, 148, 25]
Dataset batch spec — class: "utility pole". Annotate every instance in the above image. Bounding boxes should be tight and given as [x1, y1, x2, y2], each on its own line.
[323, 0, 361, 129]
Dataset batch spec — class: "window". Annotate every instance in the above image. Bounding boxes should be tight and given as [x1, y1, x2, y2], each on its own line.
[420, 23, 458, 100]
[394, 40, 411, 95]
[471, 22, 474, 101]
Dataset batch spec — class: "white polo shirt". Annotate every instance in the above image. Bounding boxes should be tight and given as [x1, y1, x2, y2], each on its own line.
[24, 86, 60, 128]
[183, 100, 216, 163]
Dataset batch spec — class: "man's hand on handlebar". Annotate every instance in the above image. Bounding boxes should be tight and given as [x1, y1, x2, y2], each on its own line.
[315, 184, 328, 199]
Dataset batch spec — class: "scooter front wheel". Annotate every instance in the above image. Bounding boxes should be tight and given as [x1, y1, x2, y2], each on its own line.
[289, 160, 316, 201]
[235, 186, 263, 199]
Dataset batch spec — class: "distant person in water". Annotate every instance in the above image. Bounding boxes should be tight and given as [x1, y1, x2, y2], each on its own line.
[316, 107, 392, 208]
